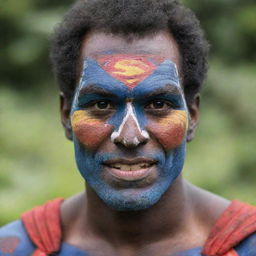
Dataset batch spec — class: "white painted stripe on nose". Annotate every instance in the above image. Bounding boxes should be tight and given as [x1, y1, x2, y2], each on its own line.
[111, 103, 149, 143]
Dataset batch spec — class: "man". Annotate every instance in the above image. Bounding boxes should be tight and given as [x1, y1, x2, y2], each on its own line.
[1, 0, 256, 255]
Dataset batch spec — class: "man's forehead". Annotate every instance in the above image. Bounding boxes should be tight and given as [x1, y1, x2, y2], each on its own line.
[96, 54, 165, 89]
[79, 53, 180, 94]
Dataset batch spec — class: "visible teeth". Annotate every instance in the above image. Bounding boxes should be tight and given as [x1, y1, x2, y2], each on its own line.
[140, 163, 150, 168]
[113, 164, 122, 170]
[110, 163, 152, 171]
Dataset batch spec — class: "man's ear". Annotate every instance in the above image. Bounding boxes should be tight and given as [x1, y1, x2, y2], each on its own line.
[186, 94, 200, 142]
[60, 92, 73, 141]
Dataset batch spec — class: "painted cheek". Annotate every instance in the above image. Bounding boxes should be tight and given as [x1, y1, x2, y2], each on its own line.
[71, 110, 114, 151]
[146, 110, 188, 151]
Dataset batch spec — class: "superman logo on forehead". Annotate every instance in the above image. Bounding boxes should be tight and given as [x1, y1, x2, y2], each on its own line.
[78, 53, 180, 92]
[96, 54, 165, 89]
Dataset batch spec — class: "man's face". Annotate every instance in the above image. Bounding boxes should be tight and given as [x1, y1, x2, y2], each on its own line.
[69, 32, 189, 211]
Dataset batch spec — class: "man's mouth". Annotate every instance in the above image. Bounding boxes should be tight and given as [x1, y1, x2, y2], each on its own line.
[103, 158, 157, 181]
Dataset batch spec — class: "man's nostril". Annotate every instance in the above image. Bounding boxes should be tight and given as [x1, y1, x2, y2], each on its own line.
[111, 103, 150, 148]
[113, 128, 149, 148]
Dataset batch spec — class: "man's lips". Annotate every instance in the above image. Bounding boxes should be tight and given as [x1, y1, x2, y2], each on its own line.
[103, 158, 157, 181]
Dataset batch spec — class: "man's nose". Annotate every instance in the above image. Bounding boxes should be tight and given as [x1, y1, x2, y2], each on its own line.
[111, 110, 149, 148]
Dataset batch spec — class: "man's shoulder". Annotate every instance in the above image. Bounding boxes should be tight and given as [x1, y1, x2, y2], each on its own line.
[0, 220, 35, 255]
[235, 232, 256, 256]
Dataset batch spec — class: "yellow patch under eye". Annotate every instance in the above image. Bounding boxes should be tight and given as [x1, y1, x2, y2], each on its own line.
[71, 110, 103, 128]
[157, 110, 188, 130]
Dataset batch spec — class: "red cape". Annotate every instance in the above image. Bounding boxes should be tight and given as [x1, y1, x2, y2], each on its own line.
[203, 200, 256, 256]
[21, 198, 64, 256]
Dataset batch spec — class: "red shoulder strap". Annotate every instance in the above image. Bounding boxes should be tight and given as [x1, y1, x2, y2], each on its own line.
[21, 198, 64, 256]
[203, 200, 256, 256]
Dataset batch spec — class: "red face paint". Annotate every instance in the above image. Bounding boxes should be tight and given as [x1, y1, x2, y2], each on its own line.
[71, 110, 113, 151]
[146, 110, 188, 151]
[97, 54, 164, 89]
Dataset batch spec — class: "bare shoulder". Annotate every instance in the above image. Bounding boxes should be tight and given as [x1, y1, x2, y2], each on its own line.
[0, 220, 35, 255]
[60, 193, 86, 240]
[187, 182, 230, 230]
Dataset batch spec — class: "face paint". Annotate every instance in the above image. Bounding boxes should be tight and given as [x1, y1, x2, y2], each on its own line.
[71, 110, 113, 151]
[97, 54, 164, 89]
[111, 102, 149, 146]
[146, 110, 188, 151]
[71, 53, 188, 211]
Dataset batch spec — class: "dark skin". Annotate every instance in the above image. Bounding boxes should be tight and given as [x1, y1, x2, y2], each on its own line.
[60, 31, 229, 256]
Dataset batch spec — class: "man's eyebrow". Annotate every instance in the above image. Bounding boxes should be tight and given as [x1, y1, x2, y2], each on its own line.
[78, 85, 117, 97]
[145, 84, 182, 97]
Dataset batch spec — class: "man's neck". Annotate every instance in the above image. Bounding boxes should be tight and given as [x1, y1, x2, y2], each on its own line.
[61, 177, 229, 255]
[87, 177, 192, 242]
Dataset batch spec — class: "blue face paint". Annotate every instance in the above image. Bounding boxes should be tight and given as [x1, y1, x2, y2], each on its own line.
[71, 54, 188, 211]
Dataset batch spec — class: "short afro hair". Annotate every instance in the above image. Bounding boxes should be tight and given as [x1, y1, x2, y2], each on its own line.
[50, 0, 209, 106]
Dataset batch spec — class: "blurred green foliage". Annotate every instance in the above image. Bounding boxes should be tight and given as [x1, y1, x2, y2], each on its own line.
[0, 0, 256, 225]
[185, 0, 256, 63]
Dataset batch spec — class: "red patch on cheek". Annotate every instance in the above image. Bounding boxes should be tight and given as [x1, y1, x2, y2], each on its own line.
[71, 110, 113, 151]
[147, 123, 186, 151]
[73, 122, 113, 151]
[146, 111, 188, 151]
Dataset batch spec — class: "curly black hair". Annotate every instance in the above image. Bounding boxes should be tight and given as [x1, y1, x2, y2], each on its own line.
[50, 0, 209, 106]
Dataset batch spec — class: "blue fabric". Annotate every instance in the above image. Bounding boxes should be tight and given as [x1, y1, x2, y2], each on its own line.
[0, 220, 35, 256]
[0, 221, 89, 255]
[235, 232, 256, 256]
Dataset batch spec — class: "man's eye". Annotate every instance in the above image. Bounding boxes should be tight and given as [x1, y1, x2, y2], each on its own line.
[95, 101, 112, 110]
[84, 100, 115, 117]
[145, 100, 172, 110]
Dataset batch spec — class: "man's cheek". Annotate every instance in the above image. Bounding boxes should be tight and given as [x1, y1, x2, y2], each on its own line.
[146, 110, 188, 151]
[71, 110, 113, 151]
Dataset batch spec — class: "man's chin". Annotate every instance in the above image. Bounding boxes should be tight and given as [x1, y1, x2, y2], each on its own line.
[94, 185, 167, 212]
[106, 196, 159, 212]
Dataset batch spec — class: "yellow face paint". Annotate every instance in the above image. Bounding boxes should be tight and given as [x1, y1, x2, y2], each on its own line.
[97, 54, 164, 89]
[113, 59, 150, 76]
[157, 110, 188, 130]
[71, 110, 102, 127]
[71, 110, 113, 150]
